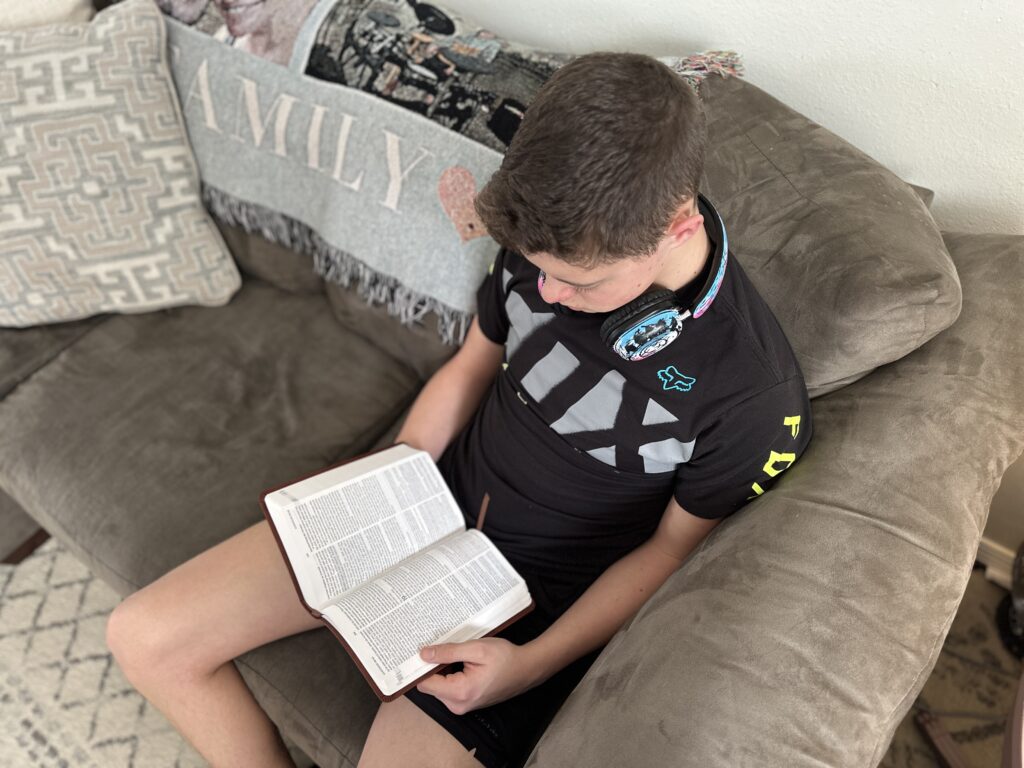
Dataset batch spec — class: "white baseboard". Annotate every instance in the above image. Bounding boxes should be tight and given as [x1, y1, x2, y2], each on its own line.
[978, 536, 1016, 590]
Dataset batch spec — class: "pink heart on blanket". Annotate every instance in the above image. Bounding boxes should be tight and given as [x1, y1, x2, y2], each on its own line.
[438, 166, 488, 242]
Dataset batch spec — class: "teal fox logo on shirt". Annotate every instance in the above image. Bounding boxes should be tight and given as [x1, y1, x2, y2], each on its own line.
[658, 365, 696, 392]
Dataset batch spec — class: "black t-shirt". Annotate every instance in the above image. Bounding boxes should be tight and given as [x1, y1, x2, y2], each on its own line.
[440, 198, 813, 608]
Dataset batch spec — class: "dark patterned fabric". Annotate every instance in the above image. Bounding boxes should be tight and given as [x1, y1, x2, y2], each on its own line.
[304, 0, 573, 152]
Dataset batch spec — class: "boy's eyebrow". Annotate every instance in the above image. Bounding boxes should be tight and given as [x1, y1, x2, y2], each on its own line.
[526, 254, 605, 288]
[546, 274, 603, 288]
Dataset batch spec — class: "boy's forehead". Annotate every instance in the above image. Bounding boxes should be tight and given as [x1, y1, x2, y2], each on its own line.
[521, 250, 624, 284]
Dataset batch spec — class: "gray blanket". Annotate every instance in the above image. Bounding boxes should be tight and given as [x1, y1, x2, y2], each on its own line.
[163, 2, 741, 344]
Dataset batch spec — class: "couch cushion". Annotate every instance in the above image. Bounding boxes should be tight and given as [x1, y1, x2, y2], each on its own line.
[213, 219, 325, 296]
[523, 231, 1024, 766]
[0, 314, 108, 399]
[323, 280, 457, 383]
[699, 75, 963, 398]
[209, 219, 456, 381]
[0, 487, 41, 561]
[0, 277, 420, 594]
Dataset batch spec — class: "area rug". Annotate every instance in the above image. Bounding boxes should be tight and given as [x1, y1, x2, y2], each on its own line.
[0, 537, 310, 768]
[879, 563, 1022, 767]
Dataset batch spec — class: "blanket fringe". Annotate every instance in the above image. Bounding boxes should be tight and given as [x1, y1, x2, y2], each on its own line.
[662, 50, 744, 90]
[202, 184, 470, 346]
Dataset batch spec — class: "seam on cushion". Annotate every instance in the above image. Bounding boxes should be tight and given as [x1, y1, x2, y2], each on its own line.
[736, 132, 829, 216]
[235, 656, 360, 768]
[739, 132, 929, 298]
[321, 286, 441, 386]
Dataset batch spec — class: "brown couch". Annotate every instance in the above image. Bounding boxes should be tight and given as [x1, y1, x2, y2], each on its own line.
[0, 46, 1022, 768]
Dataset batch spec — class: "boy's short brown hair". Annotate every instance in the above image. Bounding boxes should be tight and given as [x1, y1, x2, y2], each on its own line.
[473, 51, 707, 268]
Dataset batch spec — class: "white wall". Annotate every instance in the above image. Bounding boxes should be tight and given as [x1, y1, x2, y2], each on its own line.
[442, 0, 1023, 236]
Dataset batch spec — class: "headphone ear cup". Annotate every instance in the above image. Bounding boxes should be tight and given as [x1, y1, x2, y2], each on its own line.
[599, 289, 679, 348]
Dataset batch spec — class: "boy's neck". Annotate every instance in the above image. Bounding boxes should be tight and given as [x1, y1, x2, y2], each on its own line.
[651, 221, 713, 297]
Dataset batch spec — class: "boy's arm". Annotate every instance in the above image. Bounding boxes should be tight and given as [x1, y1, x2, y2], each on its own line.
[520, 496, 723, 685]
[394, 316, 504, 462]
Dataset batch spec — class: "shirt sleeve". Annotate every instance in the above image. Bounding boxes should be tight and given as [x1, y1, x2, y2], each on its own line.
[674, 375, 813, 519]
[474, 247, 511, 345]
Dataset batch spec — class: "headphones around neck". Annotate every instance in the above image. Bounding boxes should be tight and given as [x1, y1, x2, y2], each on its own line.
[593, 194, 730, 361]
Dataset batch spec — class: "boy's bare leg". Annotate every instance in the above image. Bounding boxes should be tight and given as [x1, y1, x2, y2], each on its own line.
[105, 519, 323, 768]
[358, 697, 485, 768]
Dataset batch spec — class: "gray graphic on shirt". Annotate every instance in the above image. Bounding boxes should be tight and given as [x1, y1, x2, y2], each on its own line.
[586, 445, 617, 466]
[550, 370, 626, 435]
[521, 342, 580, 402]
[506, 291, 554, 358]
[637, 436, 697, 473]
[642, 398, 678, 426]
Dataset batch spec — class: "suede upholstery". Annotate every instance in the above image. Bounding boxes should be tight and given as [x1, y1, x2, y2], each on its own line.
[0, 226, 1020, 766]
[0, 314, 108, 399]
[699, 76, 963, 398]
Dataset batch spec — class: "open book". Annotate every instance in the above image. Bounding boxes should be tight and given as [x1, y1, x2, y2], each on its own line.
[260, 442, 535, 702]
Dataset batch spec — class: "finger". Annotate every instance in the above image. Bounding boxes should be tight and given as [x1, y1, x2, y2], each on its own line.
[417, 670, 466, 698]
[420, 641, 485, 664]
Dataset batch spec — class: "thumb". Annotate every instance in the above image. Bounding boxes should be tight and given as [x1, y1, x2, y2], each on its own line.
[420, 640, 483, 664]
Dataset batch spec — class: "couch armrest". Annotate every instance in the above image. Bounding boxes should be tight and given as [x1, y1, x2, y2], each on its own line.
[527, 232, 1024, 767]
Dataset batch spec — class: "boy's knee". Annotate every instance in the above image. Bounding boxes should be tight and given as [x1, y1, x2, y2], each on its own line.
[106, 593, 189, 682]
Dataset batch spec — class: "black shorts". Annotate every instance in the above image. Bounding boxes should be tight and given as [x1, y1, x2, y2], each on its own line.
[403, 607, 603, 768]
[404, 411, 617, 767]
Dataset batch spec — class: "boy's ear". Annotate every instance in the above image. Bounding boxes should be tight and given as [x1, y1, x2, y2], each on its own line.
[665, 197, 704, 246]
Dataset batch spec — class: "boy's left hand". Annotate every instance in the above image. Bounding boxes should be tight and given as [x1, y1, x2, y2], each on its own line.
[416, 637, 542, 714]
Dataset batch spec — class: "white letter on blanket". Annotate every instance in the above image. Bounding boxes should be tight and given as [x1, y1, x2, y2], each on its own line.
[331, 112, 364, 191]
[380, 132, 433, 212]
[182, 59, 220, 133]
[235, 77, 296, 157]
[307, 104, 327, 171]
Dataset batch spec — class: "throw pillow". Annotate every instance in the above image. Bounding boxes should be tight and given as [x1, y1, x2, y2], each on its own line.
[0, 0, 242, 328]
[698, 75, 963, 397]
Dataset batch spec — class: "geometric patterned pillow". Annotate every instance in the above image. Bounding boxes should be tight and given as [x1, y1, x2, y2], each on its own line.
[0, 0, 241, 327]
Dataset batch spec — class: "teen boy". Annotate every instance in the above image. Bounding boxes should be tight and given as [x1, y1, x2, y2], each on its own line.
[106, 51, 812, 768]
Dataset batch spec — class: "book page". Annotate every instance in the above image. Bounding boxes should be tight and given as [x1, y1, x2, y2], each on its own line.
[321, 529, 533, 697]
[264, 446, 465, 610]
